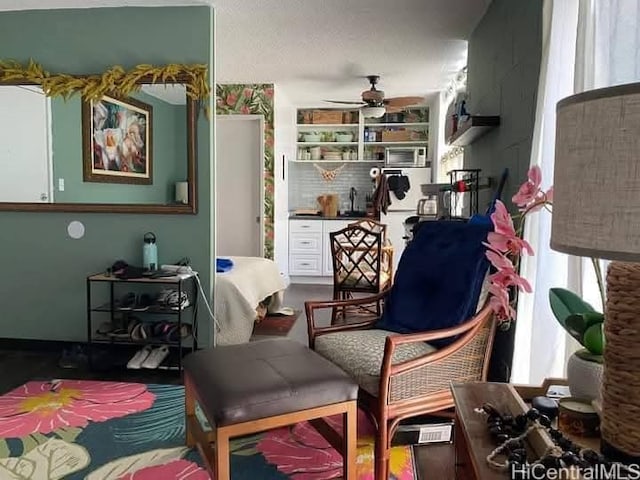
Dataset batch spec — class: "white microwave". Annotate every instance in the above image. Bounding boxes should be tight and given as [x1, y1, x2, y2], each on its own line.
[385, 146, 427, 167]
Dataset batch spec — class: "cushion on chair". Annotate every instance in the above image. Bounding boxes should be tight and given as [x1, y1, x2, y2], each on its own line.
[375, 221, 491, 345]
[314, 329, 436, 396]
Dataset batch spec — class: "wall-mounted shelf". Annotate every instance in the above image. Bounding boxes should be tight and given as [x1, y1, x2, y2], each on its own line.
[447, 115, 500, 146]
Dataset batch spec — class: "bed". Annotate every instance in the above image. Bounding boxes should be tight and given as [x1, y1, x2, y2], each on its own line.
[214, 256, 288, 345]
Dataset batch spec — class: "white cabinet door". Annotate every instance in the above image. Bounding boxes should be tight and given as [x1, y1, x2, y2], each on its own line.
[322, 220, 352, 276]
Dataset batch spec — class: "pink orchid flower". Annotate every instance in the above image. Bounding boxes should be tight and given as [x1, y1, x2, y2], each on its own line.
[490, 201, 516, 237]
[512, 166, 543, 207]
[490, 270, 532, 293]
[485, 231, 534, 256]
[545, 186, 554, 203]
[485, 249, 515, 271]
[489, 292, 516, 321]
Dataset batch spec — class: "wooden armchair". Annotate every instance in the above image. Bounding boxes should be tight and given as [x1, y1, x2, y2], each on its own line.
[306, 219, 497, 480]
[306, 294, 495, 480]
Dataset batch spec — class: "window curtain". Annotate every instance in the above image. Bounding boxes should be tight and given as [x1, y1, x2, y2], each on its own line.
[512, 0, 579, 384]
[513, 0, 640, 384]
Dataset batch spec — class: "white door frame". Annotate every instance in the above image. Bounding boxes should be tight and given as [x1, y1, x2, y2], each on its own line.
[215, 114, 265, 257]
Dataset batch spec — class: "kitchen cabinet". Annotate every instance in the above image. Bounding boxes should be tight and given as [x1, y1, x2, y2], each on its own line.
[322, 220, 352, 276]
[288, 218, 352, 278]
[294, 108, 429, 164]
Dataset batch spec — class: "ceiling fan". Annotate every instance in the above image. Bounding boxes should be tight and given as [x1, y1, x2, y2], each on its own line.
[324, 75, 425, 118]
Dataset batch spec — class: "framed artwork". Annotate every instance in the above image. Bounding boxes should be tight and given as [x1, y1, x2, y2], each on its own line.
[82, 95, 153, 184]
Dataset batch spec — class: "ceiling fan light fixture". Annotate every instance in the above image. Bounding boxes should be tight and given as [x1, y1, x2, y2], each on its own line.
[361, 106, 386, 118]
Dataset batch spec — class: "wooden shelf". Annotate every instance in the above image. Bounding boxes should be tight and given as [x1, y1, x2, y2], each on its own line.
[447, 115, 500, 146]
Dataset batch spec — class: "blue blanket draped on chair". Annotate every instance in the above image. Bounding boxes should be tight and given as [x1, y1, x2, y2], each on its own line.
[375, 220, 492, 346]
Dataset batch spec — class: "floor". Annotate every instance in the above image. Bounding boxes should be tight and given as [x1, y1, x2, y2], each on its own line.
[0, 282, 456, 480]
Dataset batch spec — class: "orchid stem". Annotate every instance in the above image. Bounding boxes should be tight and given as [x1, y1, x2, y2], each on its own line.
[591, 257, 606, 311]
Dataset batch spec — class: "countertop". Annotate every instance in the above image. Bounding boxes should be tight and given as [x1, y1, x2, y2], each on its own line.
[289, 214, 371, 221]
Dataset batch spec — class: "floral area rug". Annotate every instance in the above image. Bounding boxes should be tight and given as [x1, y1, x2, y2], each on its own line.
[0, 380, 416, 479]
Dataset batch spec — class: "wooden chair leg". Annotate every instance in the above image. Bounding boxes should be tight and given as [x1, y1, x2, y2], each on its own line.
[331, 288, 340, 325]
[375, 419, 390, 480]
[342, 402, 358, 480]
[184, 374, 196, 448]
[215, 427, 231, 480]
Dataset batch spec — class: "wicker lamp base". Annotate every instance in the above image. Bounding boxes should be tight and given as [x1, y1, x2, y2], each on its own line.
[601, 261, 640, 463]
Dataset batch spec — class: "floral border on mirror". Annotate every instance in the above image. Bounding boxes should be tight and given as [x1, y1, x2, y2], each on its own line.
[0, 59, 211, 116]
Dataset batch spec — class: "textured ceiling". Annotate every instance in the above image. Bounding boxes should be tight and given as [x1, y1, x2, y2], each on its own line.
[0, 0, 491, 105]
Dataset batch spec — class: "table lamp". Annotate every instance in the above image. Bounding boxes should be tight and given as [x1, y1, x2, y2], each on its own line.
[552, 82, 640, 463]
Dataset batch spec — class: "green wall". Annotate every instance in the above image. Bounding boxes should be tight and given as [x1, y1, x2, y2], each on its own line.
[464, 0, 543, 382]
[0, 6, 214, 344]
[52, 91, 187, 204]
[465, 0, 543, 213]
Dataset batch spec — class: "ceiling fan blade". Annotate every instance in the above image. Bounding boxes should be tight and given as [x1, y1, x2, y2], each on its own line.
[323, 100, 367, 105]
[384, 96, 425, 108]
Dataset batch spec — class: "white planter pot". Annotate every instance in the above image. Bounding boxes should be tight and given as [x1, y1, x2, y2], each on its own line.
[567, 351, 603, 401]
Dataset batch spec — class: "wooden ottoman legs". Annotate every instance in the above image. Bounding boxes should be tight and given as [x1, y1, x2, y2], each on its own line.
[185, 372, 357, 480]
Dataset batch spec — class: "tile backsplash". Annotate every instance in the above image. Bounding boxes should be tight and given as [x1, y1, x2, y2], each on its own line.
[288, 162, 378, 212]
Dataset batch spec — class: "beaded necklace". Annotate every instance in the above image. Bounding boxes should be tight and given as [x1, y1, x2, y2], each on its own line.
[477, 402, 636, 478]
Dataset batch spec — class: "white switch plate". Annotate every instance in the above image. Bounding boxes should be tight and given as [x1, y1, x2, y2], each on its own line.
[58, 178, 65, 191]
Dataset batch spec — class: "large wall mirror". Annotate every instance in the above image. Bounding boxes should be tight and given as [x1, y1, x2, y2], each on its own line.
[0, 69, 203, 214]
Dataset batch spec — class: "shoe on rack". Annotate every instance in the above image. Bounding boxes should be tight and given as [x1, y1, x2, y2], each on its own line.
[127, 345, 153, 369]
[141, 346, 170, 369]
[133, 293, 152, 311]
[167, 291, 190, 310]
[118, 292, 137, 311]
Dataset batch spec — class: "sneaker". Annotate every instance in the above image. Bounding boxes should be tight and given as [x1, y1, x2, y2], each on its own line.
[166, 291, 190, 310]
[127, 346, 153, 369]
[141, 346, 170, 369]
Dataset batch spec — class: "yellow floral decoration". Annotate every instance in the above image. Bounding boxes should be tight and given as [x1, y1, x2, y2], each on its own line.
[0, 59, 211, 116]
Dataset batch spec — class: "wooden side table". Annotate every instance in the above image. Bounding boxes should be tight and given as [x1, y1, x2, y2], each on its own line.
[451, 382, 554, 480]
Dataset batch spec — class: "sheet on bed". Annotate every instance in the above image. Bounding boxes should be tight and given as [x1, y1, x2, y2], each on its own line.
[214, 256, 287, 345]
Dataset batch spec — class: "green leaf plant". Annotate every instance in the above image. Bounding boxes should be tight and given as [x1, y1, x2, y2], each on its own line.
[549, 287, 604, 364]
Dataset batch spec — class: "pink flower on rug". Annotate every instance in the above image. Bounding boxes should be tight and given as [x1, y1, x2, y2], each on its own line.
[119, 459, 209, 480]
[256, 410, 414, 480]
[0, 380, 155, 438]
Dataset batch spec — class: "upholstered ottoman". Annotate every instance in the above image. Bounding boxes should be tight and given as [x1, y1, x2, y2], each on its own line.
[183, 338, 358, 480]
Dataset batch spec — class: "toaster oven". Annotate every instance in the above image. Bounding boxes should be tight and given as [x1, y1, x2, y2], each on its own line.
[385, 146, 427, 167]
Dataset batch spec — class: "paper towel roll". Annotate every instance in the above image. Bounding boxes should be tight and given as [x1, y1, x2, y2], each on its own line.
[369, 167, 380, 179]
[175, 181, 188, 204]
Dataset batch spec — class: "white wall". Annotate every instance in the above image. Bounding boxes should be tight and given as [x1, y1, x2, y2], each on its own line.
[273, 86, 296, 278]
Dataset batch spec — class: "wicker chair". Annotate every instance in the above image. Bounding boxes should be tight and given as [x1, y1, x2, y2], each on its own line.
[329, 223, 393, 323]
[348, 218, 388, 239]
[307, 220, 497, 480]
[306, 296, 495, 480]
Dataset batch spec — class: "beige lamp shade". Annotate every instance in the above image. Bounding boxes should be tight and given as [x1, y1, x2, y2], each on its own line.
[551, 83, 640, 262]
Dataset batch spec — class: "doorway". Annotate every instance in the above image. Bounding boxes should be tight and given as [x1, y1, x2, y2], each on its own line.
[0, 85, 52, 202]
[215, 115, 264, 257]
